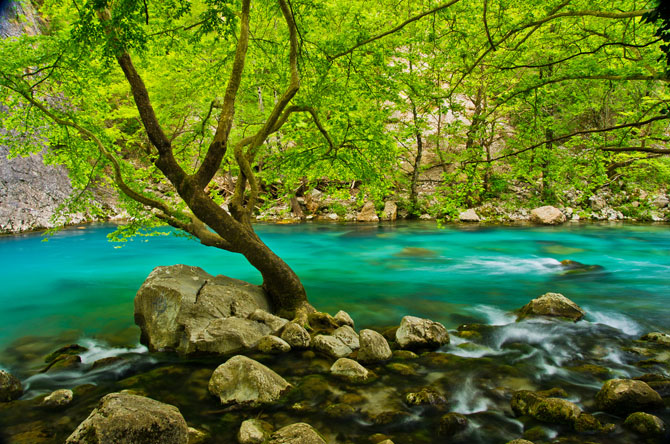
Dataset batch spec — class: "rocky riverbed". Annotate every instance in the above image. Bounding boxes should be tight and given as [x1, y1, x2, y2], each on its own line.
[1, 266, 669, 444]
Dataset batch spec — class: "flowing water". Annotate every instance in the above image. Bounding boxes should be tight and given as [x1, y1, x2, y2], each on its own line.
[0, 222, 669, 443]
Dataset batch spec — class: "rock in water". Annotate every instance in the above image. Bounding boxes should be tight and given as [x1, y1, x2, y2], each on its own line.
[330, 358, 370, 383]
[458, 208, 480, 222]
[268, 423, 326, 444]
[65, 392, 188, 444]
[357, 201, 379, 222]
[623, 412, 666, 436]
[41, 389, 73, 408]
[249, 309, 289, 335]
[312, 335, 353, 358]
[395, 316, 450, 349]
[281, 322, 311, 348]
[334, 310, 355, 328]
[357, 329, 392, 363]
[208, 355, 291, 407]
[134, 265, 271, 352]
[178, 317, 271, 355]
[516, 292, 585, 321]
[530, 206, 566, 225]
[511, 390, 581, 426]
[333, 325, 360, 350]
[257, 335, 291, 354]
[238, 419, 273, 444]
[0, 370, 22, 402]
[595, 379, 663, 415]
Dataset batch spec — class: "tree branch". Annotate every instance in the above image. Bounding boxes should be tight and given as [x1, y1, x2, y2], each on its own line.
[601, 145, 670, 154]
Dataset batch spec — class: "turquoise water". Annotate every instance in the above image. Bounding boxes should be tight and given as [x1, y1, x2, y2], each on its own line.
[1, 221, 668, 353]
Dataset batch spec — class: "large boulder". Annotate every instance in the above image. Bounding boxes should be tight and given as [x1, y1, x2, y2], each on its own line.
[595, 379, 663, 415]
[208, 355, 291, 407]
[459, 209, 480, 222]
[65, 392, 188, 444]
[357, 329, 392, 363]
[395, 316, 450, 349]
[134, 265, 271, 352]
[0, 370, 23, 402]
[516, 292, 585, 322]
[268, 423, 326, 444]
[178, 317, 271, 355]
[530, 206, 566, 225]
[357, 201, 379, 222]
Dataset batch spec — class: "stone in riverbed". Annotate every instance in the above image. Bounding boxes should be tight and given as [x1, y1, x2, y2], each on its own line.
[530, 205, 566, 225]
[516, 292, 585, 322]
[439, 412, 468, 436]
[406, 387, 447, 406]
[65, 392, 188, 444]
[395, 316, 450, 349]
[511, 390, 581, 425]
[333, 325, 360, 350]
[257, 335, 291, 354]
[640, 332, 670, 346]
[334, 310, 355, 328]
[312, 335, 352, 358]
[208, 355, 291, 407]
[307, 311, 340, 333]
[268, 422, 326, 444]
[238, 418, 273, 444]
[179, 316, 271, 355]
[41, 388, 73, 408]
[330, 358, 370, 383]
[45, 344, 88, 363]
[623, 411, 666, 436]
[358, 329, 392, 363]
[134, 264, 271, 353]
[0, 370, 23, 402]
[280, 322, 311, 348]
[595, 379, 663, 415]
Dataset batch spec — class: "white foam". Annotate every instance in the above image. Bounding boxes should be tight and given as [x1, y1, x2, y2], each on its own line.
[450, 378, 495, 414]
[453, 256, 562, 275]
[586, 310, 642, 336]
[78, 339, 148, 364]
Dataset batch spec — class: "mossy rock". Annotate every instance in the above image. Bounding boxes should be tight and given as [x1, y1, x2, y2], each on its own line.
[43, 355, 81, 373]
[522, 425, 552, 441]
[623, 411, 666, 436]
[44, 344, 88, 364]
[324, 402, 356, 418]
[438, 412, 468, 436]
[368, 410, 411, 426]
[391, 350, 418, 360]
[338, 392, 366, 405]
[285, 375, 332, 405]
[405, 387, 447, 406]
[386, 363, 416, 376]
[566, 364, 612, 378]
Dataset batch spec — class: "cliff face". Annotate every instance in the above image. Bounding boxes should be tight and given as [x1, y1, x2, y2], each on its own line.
[0, 1, 84, 234]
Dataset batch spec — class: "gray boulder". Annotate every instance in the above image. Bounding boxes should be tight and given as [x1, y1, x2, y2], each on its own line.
[208, 355, 291, 407]
[257, 335, 291, 354]
[280, 322, 311, 348]
[595, 379, 663, 415]
[134, 265, 271, 353]
[530, 206, 566, 225]
[516, 292, 585, 322]
[65, 392, 188, 444]
[312, 335, 352, 358]
[333, 325, 360, 350]
[269, 423, 326, 444]
[459, 208, 480, 222]
[178, 317, 271, 355]
[358, 329, 392, 363]
[0, 370, 22, 402]
[357, 201, 379, 222]
[395, 316, 449, 349]
[330, 358, 371, 383]
[41, 388, 73, 408]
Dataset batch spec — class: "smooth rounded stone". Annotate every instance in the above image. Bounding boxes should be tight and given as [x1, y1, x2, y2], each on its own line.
[381, 201, 397, 221]
[357, 201, 379, 222]
[624, 411, 666, 436]
[516, 292, 585, 321]
[208, 355, 291, 406]
[640, 332, 670, 346]
[134, 264, 271, 352]
[406, 387, 447, 406]
[333, 325, 360, 350]
[511, 390, 581, 425]
[90, 356, 126, 371]
[65, 392, 188, 444]
[459, 208, 480, 222]
[595, 379, 663, 415]
[395, 316, 450, 349]
[330, 358, 370, 383]
[249, 309, 289, 335]
[44, 354, 82, 372]
[238, 418, 273, 444]
[257, 335, 291, 354]
[45, 344, 88, 363]
[281, 322, 311, 348]
[0, 370, 23, 402]
[334, 310, 355, 328]
[41, 388, 73, 408]
[179, 316, 271, 355]
[358, 329, 392, 364]
[386, 362, 416, 376]
[439, 412, 468, 436]
[530, 205, 566, 225]
[392, 350, 418, 360]
[268, 422, 326, 444]
[312, 335, 352, 358]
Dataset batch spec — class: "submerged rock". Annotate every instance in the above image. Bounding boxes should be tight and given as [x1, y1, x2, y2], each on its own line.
[330, 358, 371, 382]
[281, 322, 311, 349]
[558, 259, 604, 275]
[134, 265, 271, 353]
[595, 379, 663, 415]
[41, 388, 73, 409]
[208, 355, 291, 407]
[516, 292, 585, 321]
[0, 370, 23, 402]
[357, 329, 392, 363]
[511, 390, 581, 425]
[65, 392, 188, 444]
[269, 423, 326, 444]
[45, 344, 88, 363]
[395, 315, 449, 349]
[530, 206, 566, 225]
[238, 419, 273, 444]
[439, 412, 468, 436]
[623, 411, 666, 436]
[312, 335, 352, 358]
